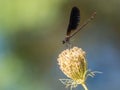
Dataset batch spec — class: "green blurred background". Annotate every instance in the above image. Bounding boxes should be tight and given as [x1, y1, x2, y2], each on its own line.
[0, 0, 120, 90]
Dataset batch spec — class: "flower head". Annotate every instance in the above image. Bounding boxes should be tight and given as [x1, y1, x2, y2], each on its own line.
[58, 46, 87, 82]
[57, 47, 88, 90]
[57, 46, 101, 90]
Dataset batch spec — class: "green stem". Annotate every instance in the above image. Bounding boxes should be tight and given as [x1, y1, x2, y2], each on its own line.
[81, 83, 88, 90]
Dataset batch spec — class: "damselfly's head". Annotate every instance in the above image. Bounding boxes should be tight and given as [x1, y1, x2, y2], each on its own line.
[62, 36, 70, 44]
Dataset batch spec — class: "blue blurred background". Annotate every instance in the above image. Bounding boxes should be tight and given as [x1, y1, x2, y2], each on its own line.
[0, 0, 120, 90]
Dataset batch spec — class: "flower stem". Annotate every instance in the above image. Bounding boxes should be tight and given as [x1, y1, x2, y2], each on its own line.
[81, 83, 88, 90]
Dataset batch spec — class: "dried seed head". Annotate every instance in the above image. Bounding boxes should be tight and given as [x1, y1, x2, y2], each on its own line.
[57, 47, 87, 84]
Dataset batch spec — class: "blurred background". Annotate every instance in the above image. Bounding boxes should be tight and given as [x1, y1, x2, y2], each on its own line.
[0, 0, 120, 90]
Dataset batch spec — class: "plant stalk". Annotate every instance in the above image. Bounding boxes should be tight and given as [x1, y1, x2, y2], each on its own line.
[82, 83, 88, 90]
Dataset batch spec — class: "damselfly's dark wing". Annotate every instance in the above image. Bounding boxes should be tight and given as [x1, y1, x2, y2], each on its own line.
[67, 7, 80, 36]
